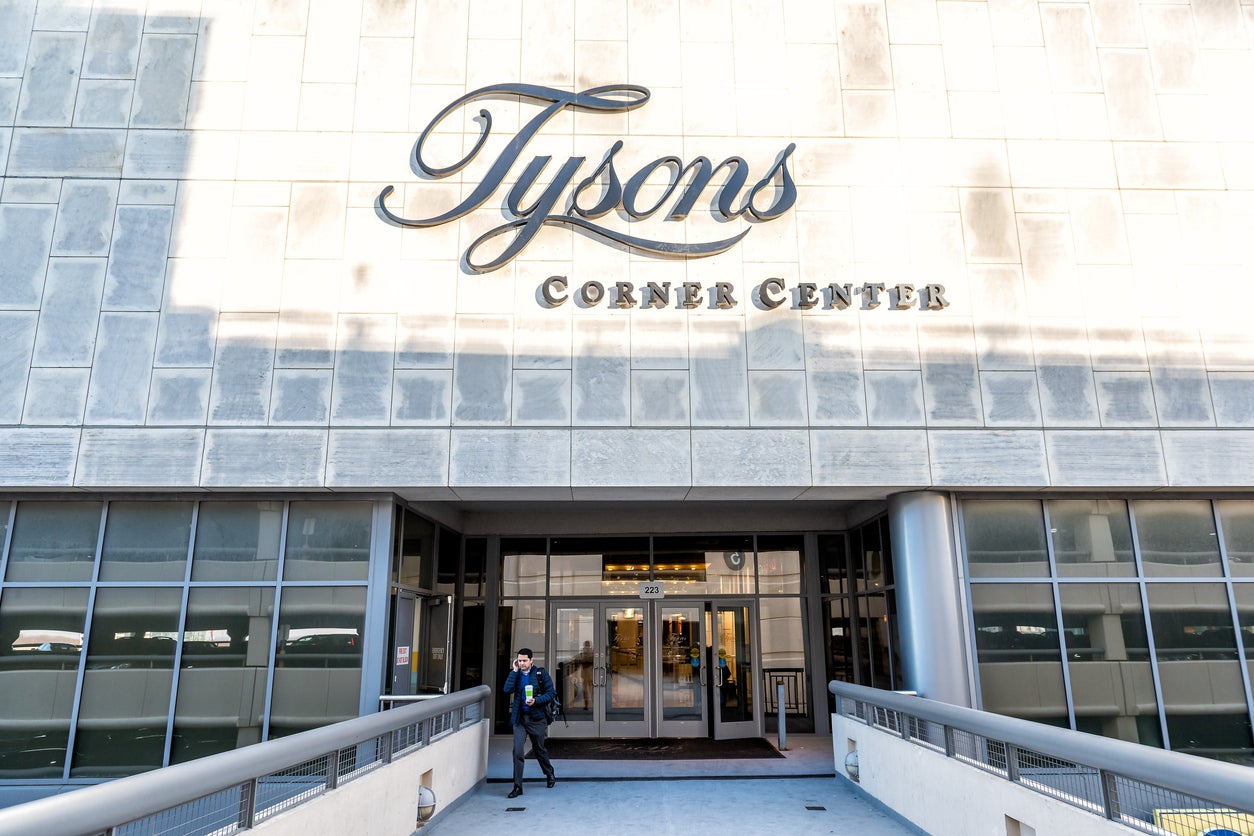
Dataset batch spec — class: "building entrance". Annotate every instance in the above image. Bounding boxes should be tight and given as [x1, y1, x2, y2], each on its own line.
[549, 600, 759, 739]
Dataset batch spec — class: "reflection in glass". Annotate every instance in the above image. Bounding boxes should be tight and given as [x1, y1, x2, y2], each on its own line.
[860, 592, 899, 690]
[99, 502, 192, 581]
[971, 584, 1067, 725]
[660, 605, 703, 722]
[826, 598, 855, 685]
[713, 605, 753, 724]
[463, 538, 487, 598]
[550, 537, 649, 596]
[553, 606, 595, 722]
[606, 606, 645, 722]
[458, 602, 485, 690]
[817, 533, 848, 595]
[437, 528, 460, 596]
[0, 588, 88, 777]
[1059, 584, 1160, 746]
[963, 501, 1050, 578]
[269, 586, 366, 738]
[493, 599, 546, 733]
[71, 588, 182, 777]
[171, 588, 275, 763]
[1146, 584, 1253, 756]
[191, 502, 281, 581]
[761, 597, 811, 731]
[757, 535, 803, 594]
[6, 502, 102, 582]
[282, 502, 372, 582]
[1235, 587, 1254, 694]
[853, 521, 892, 590]
[395, 509, 434, 589]
[1133, 500, 1221, 577]
[1218, 501, 1254, 578]
[654, 535, 753, 595]
[1049, 500, 1135, 578]
[501, 539, 546, 598]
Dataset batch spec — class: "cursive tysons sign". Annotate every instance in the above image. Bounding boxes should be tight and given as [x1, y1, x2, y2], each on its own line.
[377, 83, 797, 273]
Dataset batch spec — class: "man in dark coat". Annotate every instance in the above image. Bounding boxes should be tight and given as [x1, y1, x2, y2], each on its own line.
[502, 647, 557, 797]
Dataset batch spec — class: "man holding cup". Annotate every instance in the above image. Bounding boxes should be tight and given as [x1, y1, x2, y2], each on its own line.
[503, 647, 556, 798]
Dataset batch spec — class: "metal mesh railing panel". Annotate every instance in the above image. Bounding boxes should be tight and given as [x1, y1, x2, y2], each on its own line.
[114, 786, 245, 836]
[1108, 775, 1251, 835]
[950, 728, 1009, 778]
[904, 715, 946, 751]
[253, 755, 331, 822]
[1012, 747, 1103, 812]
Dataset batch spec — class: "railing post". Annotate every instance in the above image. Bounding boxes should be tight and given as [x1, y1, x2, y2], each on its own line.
[899, 711, 910, 740]
[1099, 769, 1120, 820]
[381, 730, 394, 764]
[326, 750, 340, 791]
[421, 717, 431, 747]
[943, 725, 955, 758]
[1005, 743, 1020, 783]
[238, 778, 258, 830]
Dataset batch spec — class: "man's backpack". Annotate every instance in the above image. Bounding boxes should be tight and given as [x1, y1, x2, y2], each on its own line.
[535, 667, 566, 727]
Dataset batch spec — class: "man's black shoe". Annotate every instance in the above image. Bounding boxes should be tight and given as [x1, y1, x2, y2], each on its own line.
[546, 775, 556, 788]
[508, 786, 523, 798]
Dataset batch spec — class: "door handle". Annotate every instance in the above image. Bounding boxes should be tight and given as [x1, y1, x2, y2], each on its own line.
[699, 665, 707, 687]
[595, 665, 605, 686]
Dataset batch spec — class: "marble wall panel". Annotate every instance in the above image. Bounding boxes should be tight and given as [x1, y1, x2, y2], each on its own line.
[269, 368, 332, 425]
[960, 189, 1018, 262]
[631, 370, 689, 426]
[17, 31, 83, 126]
[327, 429, 450, 487]
[630, 311, 688, 370]
[807, 370, 867, 426]
[449, 428, 571, 490]
[689, 316, 749, 426]
[865, 370, 925, 426]
[304, 0, 362, 83]
[32, 258, 105, 366]
[209, 313, 278, 425]
[73, 79, 134, 127]
[515, 312, 572, 370]
[147, 368, 211, 425]
[452, 314, 512, 424]
[202, 429, 328, 487]
[285, 183, 347, 259]
[980, 370, 1041, 426]
[968, 266, 1033, 370]
[131, 34, 195, 128]
[1032, 319, 1099, 426]
[276, 260, 338, 368]
[937, 1, 997, 91]
[1210, 373, 1254, 428]
[23, 367, 89, 424]
[52, 180, 118, 257]
[1045, 430, 1166, 486]
[8, 129, 126, 177]
[919, 318, 981, 425]
[810, 428, 930, 487]
[1094, 371, 1157, 427]
[512, 370, 572, 425]
[76, 428, 203, 486]
[0, 1, 37, 77]
[1040, 5, 1100, 92]
[749, 370, 808, 426]
[929, 429, 1049, 486]
[0, 204, 55, 308]
[691, 429, 811, 493]
[104, 206, 174, 309]
[1100, 51, 1161, 141]
[1143, 320, 1214, 426]
[746, 302, 805, 371]
[331, 313, 395, 425]
[154, 258, 220, 367]
[84, 312, 158, 424]
[571, 428, 690, 492]
[0, 311, 37, 422]
[572, 316, 629, 426]
[84, 5, 143, 78]
[1162, 430, 1254, 487]
[391, 369, 451, 426]
[254, 0, 311, 36]
[0, 428, 78, 487]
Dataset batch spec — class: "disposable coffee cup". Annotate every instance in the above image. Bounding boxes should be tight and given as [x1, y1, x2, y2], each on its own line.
[525, 685, 534, 699]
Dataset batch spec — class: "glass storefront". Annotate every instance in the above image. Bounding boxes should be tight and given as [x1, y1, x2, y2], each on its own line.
[962, 498, 1254, 763]
[0, 499, 376, 779]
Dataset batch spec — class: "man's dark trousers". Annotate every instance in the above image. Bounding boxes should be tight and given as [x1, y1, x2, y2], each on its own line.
[512, 711, 554, 787]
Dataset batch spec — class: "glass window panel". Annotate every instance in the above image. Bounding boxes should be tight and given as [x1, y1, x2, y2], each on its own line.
[0, 588, 88, 777]
[463, 538, 487, 598]
[970, 584, 1068, 725]
[963, 501, 1050, 578]
[6, 502, 102, 582]
[859, 593, 899, 690]
[0, 501, 10, 552]
[71, 587, 182, 777]
[501, 538, 546, 598]
[437, 528, 460, 596]
[854, 522, 889, 591]
[191, 502, 281, 582]
[757, 535, 803, 595]
[1146, 584, 1253, 757]
[493, 599, 546, 733]
[270, 586, 366, 738]
[457, 603, 485, 690]
[654, 535, 754, 596]
[171, 588, 275, 764]
[99, 502, 192, 582]
[1235, 586, 1254, 697]
[1049, 499, 1136, 578]
[1059, 584, 1160, 746]
[760, 598, 812, 731]
[1133, 500, 1222, 577]
[282, 502, 372, 582]
[549, 537, 649, 596]
[1217, 501, 1254, 578]
[395, 509, 434, 589]
[817, 534, 848, 595]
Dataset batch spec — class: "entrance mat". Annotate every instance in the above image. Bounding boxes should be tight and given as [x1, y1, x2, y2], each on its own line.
[532, 737, 784, 760]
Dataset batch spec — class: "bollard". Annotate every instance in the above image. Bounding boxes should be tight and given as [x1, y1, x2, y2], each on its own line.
[777, 682, 787, 751]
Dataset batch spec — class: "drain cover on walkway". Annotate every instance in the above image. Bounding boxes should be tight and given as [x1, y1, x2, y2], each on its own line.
[806, 806, 827, 811]
[532, 737, 784, 760]
[506, 807, 526, 812]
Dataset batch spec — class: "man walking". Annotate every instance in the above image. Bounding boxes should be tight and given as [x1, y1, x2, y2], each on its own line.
[502, 647, 556, 798]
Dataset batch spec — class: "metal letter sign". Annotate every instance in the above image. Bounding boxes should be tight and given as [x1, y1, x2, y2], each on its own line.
[378, 83, 797, 273]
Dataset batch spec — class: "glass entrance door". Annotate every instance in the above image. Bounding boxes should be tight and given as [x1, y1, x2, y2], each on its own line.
[658, 603, 706, 736]
[711, 602, 759, 739]
[551, 601, 649, 737]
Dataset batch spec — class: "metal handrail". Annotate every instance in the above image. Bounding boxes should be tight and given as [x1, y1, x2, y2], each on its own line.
[830, 681, 1254, 826]
[0, 685, 491, 836]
